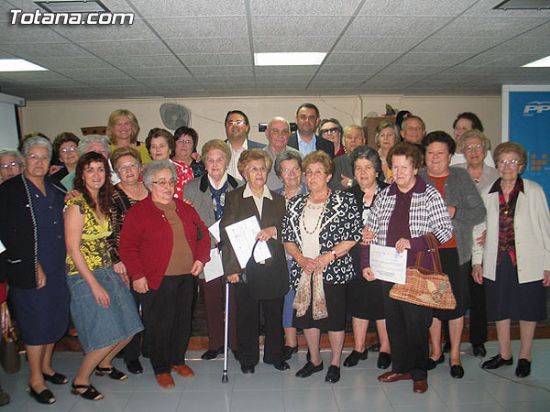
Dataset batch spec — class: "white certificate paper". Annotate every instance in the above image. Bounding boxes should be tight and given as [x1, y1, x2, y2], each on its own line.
[204, 248, 224, 282]
[224, 215, 271, 269]
[369, 244, 407, 284]
[209, 220, 221, 243]
[0, 240, 5, 254]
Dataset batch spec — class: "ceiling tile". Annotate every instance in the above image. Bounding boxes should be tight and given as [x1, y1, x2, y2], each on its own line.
[335, 37, 424, 53]
[412, 37, 504, 53]
[0, 43, 93, 58]
[324, 53, 401, 65]
[52, 19, 157, 42]
[0, 25, 67, 44]
[78, 40, 172, 56]
[149, 17, 249, 38]
[250, 0, 363, 16]
[346, 16, 448, 37]
[177, 54, 252, 66]
[188, 66, 254, 76]
[358, 0, 478, 17]
[395, 52, 474, 66]
[129, 0, 245, 18]
[253, 36, 335, 53]
[433, 16, 548, 38]
[165, 37, 250, 54]
[252, 16, 350, 36]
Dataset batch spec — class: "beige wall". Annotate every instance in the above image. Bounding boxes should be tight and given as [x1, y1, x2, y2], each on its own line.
[20, 94, 501, 150]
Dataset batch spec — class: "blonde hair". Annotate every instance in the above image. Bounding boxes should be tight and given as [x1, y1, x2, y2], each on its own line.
[107, 109, 140, 144]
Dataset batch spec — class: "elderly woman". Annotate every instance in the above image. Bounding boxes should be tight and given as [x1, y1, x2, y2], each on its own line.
[273, 150, 307, 360]
[65, 152, 143, 401]
[419, 131, 486, 379]
[375, 120, 401, 183]
[361, 142, 452, 393]
[450, 112, 494, 166]
[107, 109, 151, 164]
[0, 137, 70, 404]
[283, 150, 362, 383]
[51, 132, 80, 182]
[110, 147, 148, 374]
[120, 160, 210, 388]
[173, 126, 205, 178]
[145, 128, 193, 199]
[319, 118, 345, 157]
[472, 142, 550, 378]
[454, 129, 499, 357]
[183, 140, 240, 360]
[0, 149, 24, 184]
[329, 125, 367, 190]
[61, 135, 113, 190]
[343, 146, 391, 370]
[220, 149, 289, 374]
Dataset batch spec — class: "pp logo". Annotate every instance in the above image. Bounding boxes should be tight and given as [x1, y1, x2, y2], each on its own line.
[523, 101, 550, 116]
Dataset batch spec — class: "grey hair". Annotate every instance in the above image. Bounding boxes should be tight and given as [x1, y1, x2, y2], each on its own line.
[0, 148, 24, 165]
[78, 134, 111, 156]
[459, 129, 491, 153]
[21, 136, 52, 159]
[274, 150, 302, 178]
[349, 145, 384, 181]
[142, 160, 177, 191]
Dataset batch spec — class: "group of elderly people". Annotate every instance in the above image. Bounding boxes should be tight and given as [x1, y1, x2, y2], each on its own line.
[0, 107, 548, 405]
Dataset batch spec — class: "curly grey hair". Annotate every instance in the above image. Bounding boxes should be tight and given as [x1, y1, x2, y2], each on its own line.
[0, 148, 24, 165]
[78, 135, 111, 156]
[274, 150, 302, 178]
[142, 160, 177, 192]
[21, 136, 52, 159]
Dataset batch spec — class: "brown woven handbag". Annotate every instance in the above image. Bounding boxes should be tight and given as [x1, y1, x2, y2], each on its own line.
[389, 234, 456, 310]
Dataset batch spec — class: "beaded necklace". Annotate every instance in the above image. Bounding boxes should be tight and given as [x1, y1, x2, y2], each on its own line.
[300, 190, 329, 235]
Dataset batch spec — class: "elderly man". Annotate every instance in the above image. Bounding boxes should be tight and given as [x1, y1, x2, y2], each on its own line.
[264, 117, 301, 191]
[224, 110, 265, 181]
[329, 125, 367, 190]
[399, 115, 426, 145]
[288, 103, 334, 157]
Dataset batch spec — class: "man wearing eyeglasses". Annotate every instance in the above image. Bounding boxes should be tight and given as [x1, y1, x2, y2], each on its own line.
[288, 103, 334, 158]
[263, 116, 300, 191]
[224, 110, 265, 181]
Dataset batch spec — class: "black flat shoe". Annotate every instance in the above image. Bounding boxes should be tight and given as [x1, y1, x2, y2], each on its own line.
[240, 365, 255, 374]
[482, 354, 513, 370]
[296, 361, 323, 378]
[71, 382, 103, 401]
[515, 358, 531, 378]
[427, 354, 445, 370]
[377, 352, 392, 369]
[43, 372, 68, 385]
[343, 350, 368, 367]
[272, 361, 290, 371]
[450, 364, 464, 379]
[283, 345, 298, 361]
[325, 365, 340, 383]
[28, 386, 55, 404]
[95, 366, 128, 381]
[125, 359, 143, 374]
[472, 344, 487, 357]
[201, 346, 224, 360]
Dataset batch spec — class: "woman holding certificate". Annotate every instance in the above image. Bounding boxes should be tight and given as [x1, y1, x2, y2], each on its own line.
[220, 149, 289, 374]
[361, 142, 452, 394]
[282, 150, 362, 384]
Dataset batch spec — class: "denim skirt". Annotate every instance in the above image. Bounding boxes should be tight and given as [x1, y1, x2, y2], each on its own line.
[67, 267, 144, 352]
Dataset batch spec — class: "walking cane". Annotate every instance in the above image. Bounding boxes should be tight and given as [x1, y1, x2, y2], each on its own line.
[221, 279, 229, 383]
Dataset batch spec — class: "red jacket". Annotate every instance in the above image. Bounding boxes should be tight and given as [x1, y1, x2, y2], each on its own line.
[119, 196, 211, 290]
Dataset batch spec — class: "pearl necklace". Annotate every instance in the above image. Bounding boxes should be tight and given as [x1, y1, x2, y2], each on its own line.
[300, 190, 329, 235]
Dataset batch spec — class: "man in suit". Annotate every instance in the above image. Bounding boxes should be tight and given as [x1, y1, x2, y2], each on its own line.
[288, 103, 334, 157]
[224, 110, 265, 181]
[263, 116, 300, 191]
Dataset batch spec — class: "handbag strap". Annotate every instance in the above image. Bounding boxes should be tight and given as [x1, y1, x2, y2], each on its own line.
[414, 233, 443, 272]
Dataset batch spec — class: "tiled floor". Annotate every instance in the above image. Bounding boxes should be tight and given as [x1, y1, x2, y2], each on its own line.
[1, 339, 550, 411]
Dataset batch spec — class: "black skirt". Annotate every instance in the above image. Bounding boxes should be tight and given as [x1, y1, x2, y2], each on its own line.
[346, 276, 385, 320]
[433, 248, 467, 321]
[293, 283, 347, 331]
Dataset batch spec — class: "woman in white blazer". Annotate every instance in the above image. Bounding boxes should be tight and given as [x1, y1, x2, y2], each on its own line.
[472, 142, 550, 378]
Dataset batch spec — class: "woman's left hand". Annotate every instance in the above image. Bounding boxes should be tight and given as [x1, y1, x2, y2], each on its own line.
[190, 260, 204, 277]
[543, 270, 550, 287]
[395, 238, 411, 253]
[256, 226, 276, 242]
[113, 262, 129, 287]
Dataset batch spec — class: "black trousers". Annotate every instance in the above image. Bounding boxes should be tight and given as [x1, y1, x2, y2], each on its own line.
[234, 282, 284, 367]
[468, 270, 487, 345]
[123, 288, 142, 363]
[200, 278, 237, 350]
[140, 275, 194, 374]
[383, 282, 433, 381]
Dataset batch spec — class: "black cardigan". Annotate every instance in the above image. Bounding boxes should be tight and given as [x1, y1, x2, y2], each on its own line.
[0, 175, 65, 288]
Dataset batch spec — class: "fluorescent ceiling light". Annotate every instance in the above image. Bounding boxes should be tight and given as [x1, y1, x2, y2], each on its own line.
[522, 55, 550, 67]
[254, 52, 326, 66]
[0, 59, 48, 72]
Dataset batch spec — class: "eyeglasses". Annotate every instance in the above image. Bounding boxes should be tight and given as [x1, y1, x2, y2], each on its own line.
[247, 166, 267, 174]
[117, 163, 138, 173]
[60, 146, 77, 153]
[281, 166, 301, 175]
[152, 179, 177, 187]
[226, 120, 246, 127]
[497, 159, 521, 168]
[465, 144, 483, 152]
[305, 169, 326, 177]
[176, 138, 194, 145]
[27, 154, 49, 162]
[321, 127, 340, 135]
[0, 162, 20, 169]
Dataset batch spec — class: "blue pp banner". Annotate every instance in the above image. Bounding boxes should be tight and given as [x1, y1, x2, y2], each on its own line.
[503, 86, 550, 202]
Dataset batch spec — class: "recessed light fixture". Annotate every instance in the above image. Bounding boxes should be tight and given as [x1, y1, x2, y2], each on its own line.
[522, 55, 550, 67]
[34, 0, 109, 14]
[254, 52, 327, 66]
[0, 59, 48, 72]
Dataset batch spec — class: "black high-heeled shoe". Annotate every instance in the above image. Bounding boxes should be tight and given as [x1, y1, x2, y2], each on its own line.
[28, 386, 55, 404]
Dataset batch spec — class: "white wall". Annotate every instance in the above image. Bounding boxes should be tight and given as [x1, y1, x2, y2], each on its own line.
[20, 94, 502, 150]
